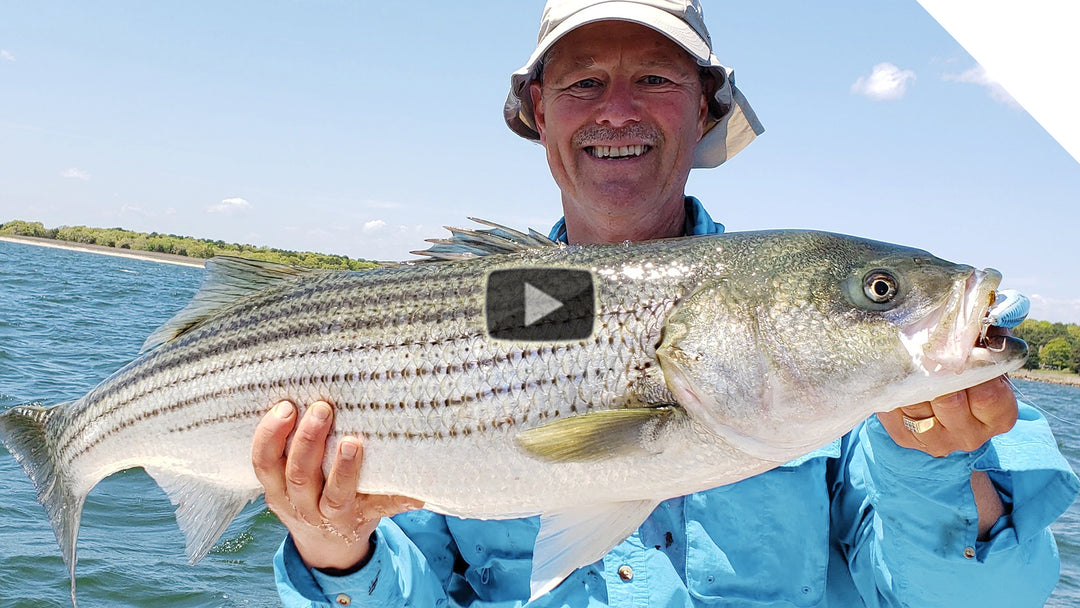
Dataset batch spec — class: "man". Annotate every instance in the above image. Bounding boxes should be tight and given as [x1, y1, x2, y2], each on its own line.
[253, 1, 1078, 606]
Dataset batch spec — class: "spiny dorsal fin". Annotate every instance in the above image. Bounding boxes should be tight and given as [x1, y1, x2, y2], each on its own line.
[410, 217, 558, 262]
[140, 256, 318, 352]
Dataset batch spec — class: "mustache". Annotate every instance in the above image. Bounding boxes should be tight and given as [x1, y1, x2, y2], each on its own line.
[572, 124, 662, 147]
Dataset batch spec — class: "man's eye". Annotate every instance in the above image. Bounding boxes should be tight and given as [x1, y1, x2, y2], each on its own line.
[572, 78, 600, 89]
[643, 75, 670, 85]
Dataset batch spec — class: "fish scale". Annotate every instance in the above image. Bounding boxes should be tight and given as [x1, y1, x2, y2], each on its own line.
[60, 241, 695, 500]
[71, 253, 675, 474]
[0, 227, 1027, 605]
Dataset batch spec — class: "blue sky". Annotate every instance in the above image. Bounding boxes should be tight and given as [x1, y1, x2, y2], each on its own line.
[1, 1, 1078, 323]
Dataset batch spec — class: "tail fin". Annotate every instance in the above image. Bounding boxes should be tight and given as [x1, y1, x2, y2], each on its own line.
[0, 402, 87, 605]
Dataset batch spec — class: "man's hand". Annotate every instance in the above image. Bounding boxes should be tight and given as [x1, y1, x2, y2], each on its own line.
[252, 400, 423, 572]
[878, 375, 1018, 458]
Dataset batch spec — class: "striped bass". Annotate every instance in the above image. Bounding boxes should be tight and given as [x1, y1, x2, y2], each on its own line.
[0, 223, 1027, 603]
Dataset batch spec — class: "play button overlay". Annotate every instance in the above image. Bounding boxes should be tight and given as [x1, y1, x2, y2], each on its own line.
[524, 282, 564, 326]
[486, 268, 594, 341]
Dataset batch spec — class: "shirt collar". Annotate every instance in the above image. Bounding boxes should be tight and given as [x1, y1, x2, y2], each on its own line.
[548, 197, 724, 243]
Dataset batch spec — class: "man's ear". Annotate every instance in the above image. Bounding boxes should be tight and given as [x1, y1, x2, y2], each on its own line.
[697, 81, 710, 141]
[697, 70, 716, 141]
[529, 80, 546, 144]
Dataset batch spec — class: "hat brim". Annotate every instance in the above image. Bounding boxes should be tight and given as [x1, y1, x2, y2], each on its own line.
[524, 2, 714, 75]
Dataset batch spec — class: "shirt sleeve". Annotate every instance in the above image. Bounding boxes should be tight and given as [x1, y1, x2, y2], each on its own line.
[273, 511, 456, 608]
[831, 403, 1078, 607]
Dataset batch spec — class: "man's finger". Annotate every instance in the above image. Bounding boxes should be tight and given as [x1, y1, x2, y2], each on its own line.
[927, 390, 970, 429]
[320, 436, 363, 518]
[928, 389, 987, 452]
[967, 376, 1019, 433]
[897, 401, 934, 422]
[252, 401, 297, 499]
[285, 401, 334, 508]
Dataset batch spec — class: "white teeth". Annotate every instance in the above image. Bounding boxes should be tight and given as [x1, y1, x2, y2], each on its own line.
[589, 145, 646, 158]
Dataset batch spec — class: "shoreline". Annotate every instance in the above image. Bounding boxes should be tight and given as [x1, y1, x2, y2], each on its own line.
[1010, 369, 1080, 387]
[0, 235, 206, 268]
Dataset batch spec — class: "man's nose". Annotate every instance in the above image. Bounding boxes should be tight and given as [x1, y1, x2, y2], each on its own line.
[596, 79, 641, 128]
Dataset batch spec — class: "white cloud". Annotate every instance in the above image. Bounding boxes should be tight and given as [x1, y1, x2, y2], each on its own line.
[851, 62, 916, 101]
[362, 219, 388, 233]
[208, 197, 251, 215]
[942, 63, 1021, 109]
[1027, 294, 1080, 325]
[0, 49, 14, 62]
[60, 168, 90, 180]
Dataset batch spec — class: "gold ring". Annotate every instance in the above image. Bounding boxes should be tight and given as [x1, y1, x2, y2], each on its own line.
[903, 415, 937, 434]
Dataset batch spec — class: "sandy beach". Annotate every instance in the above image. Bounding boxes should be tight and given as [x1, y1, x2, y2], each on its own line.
[0, 234, 206, 268]
[1011, 368, 1080, 387]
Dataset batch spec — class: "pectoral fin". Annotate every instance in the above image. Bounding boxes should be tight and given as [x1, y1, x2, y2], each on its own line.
[530, 500, 659, 601]
[516, 406, 680, 462]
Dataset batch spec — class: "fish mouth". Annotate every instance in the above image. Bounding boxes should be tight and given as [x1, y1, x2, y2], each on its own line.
[584, 144, 652, 160]
[901, 267, 1018, 375]
[971, 333, 1028, 366]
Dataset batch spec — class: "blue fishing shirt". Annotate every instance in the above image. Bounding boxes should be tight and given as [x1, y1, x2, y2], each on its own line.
[274, 198, 1079, 607]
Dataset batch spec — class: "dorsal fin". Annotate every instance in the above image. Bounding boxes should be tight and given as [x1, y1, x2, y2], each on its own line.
[410, 217, 558, 262]
[140, 256, 317, 352]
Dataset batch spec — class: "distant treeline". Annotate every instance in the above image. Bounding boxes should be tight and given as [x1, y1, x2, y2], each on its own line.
[1013, 319, 1080, 374]
[0, 220, 379, 271]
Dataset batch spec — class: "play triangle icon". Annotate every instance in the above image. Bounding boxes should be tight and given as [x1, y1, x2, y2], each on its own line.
[524, 282, 564, 327]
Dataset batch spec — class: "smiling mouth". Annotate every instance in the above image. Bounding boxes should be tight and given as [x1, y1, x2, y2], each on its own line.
[585, 144, 651, 159]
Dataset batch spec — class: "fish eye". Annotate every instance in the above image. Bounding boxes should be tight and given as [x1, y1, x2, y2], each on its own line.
[863, 271, 899, 303]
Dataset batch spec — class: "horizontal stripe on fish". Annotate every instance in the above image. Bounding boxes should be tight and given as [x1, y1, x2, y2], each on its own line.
[62, 300, 668, 461]
[81, 303, 487, 409]
[61, 332, 662, 466]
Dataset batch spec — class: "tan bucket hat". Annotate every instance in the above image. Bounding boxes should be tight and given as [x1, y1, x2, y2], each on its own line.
[504, 0, 764, 168]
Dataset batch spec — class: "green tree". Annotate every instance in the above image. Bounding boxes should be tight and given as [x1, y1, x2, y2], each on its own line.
[1040, 337, 1074, 370]
[1015, 319, 1048, 368]
[0, 220, 54, 237]
[2, 219, 378, 269]
[55, 225, 96, 244]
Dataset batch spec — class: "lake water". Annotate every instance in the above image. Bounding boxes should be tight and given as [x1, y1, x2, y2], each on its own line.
[1, 239, 1077, 607]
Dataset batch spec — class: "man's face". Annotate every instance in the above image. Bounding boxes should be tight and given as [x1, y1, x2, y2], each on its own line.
[529, 21, 709, 239]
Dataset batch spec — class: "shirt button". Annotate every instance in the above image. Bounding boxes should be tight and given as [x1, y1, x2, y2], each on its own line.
[963, 547, 976, 559]
[335, 594, 351, 606]
[618, 565, 634, 581]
